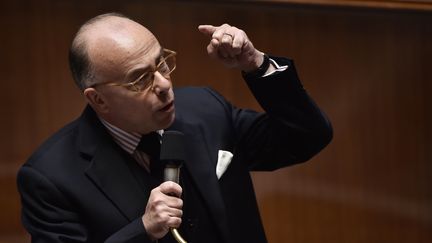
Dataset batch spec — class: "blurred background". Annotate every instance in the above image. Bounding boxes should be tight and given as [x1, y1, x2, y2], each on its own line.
[1, 0, 431, 242]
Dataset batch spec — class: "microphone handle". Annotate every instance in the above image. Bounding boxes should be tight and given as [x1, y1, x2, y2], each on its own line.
[164, 163, 180, 183]
[171, 228, 187, 243]
[163, 162, 187, 243]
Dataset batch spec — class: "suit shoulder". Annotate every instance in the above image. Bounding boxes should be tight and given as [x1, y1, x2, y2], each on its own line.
[174, 86, 213, 97]
[174, 86, 231, 109]
[24, 118, 80, 169]
[173, 86, 236, 131]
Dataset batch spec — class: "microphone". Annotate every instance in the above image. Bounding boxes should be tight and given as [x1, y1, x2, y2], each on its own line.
[160, 131, 187, 243]
[160, 130, 186, 183]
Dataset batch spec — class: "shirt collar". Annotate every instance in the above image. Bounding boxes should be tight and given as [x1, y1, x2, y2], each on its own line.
[99, 118, 141, 154]
[99, 119, 164, 154]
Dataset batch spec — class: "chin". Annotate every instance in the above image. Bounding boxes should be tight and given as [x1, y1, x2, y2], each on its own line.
[160, 111, 176, 130]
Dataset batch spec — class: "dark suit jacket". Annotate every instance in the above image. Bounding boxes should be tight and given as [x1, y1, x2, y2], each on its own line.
[17, 57, 332, 243]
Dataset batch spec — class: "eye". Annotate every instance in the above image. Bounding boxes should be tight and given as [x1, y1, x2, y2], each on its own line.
[133, 72, 153, 91]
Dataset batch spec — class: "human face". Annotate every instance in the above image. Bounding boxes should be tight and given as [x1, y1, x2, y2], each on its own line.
[85, 17, 176, 134]
[93, 49, 176, 92]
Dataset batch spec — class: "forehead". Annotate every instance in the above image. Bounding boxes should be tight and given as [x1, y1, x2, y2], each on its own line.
[84, 17, 162, 77]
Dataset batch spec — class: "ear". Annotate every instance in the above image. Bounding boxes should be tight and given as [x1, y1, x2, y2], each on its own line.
[83, 88, 109, 114]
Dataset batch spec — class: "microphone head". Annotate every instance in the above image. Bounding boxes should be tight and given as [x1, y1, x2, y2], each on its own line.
[160, 130, 186, 162]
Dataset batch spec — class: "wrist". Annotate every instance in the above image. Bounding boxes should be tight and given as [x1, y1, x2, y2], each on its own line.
[242, 53, 270, 78]
[142, 215, 157, 241]
[245, 51, 265, 72]
[241, 51, 264, 73]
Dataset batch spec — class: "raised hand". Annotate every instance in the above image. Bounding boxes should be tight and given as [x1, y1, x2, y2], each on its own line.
[198, 23, 264, 72]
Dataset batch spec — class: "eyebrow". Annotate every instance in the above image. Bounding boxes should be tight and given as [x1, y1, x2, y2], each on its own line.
[125, 47, 165, 82]
[156, 47, 164, 63]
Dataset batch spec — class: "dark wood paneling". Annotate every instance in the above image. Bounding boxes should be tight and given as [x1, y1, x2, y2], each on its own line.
[233, 0, 432, 12]
[1, 0, 431, 242]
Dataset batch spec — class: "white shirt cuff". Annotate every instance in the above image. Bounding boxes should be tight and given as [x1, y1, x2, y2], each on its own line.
[262, 58, 289, 77]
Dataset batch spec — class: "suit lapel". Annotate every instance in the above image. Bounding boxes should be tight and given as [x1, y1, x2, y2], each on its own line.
[85, 143, 148, 221]
[78, 106, 147, 221]
[168, 118, 230, 242]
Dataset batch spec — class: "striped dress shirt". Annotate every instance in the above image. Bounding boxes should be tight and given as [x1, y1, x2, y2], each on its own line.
[100, 118, 162, 172]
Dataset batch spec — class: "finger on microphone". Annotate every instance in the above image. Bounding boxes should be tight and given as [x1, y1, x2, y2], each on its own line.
[167, 216, 182, 228]
[160, 181, 182, 198]
[167, 207, 183, 218]
[165, 196, 183, 211]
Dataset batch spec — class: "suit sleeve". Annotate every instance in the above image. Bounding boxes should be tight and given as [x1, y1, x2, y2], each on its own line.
[208, 57, 333, 171]
[17, 166, 153, 243]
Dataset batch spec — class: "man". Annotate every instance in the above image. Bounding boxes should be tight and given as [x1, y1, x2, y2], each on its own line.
[17, 13, 332, 243]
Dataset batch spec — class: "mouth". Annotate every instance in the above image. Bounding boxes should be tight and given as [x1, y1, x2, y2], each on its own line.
[158, 100, 174, 112]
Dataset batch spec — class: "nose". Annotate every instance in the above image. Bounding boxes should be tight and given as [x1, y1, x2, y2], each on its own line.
[152, 71, 172, 96]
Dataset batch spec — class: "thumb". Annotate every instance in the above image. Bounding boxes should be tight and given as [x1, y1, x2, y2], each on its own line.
[198, 25, 217, 37]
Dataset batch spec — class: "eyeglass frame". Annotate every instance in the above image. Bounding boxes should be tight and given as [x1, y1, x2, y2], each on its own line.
[89, 48, 177, 92]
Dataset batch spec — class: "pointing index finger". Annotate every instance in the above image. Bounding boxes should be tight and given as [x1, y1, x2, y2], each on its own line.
[198, 25, 217, 37]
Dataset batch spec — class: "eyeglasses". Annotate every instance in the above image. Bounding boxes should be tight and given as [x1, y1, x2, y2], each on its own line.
[91, 48, 176, 92]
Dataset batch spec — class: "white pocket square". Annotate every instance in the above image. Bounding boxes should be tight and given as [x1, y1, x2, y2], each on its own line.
[216, 150, 233, 180]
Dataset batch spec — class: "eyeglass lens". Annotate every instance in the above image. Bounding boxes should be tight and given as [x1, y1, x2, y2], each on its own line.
[133, 54, 176, 91]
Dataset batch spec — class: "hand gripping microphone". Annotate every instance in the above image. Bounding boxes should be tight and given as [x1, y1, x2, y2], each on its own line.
[160, 131, 187, 243]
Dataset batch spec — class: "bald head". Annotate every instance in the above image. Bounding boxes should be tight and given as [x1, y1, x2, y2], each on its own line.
[69, 13, 159, 91]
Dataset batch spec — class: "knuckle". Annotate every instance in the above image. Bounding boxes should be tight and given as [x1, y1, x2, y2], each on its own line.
[150, 187, 159, 194]
[148, 197, 158, 207]
[169, 181, 179, 189]
[177, 198, 183, 208]
[154, 197, 167, 207]
[232, 42, 241, 48]
[160, 181, 173, 191]
[163, 181, 173, 188]
[153, 194, 164, 203]
[170, 217, 182, 227]
[211, 39, 220, 47]
[154, 203, 164, 212]
[160, 214, 169, 224]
